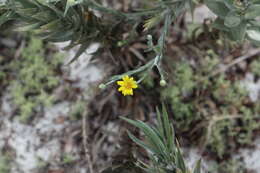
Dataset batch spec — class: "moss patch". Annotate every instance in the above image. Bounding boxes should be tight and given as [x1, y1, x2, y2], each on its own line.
[8, 37, 64, 122]
[161, 49, 259, 158]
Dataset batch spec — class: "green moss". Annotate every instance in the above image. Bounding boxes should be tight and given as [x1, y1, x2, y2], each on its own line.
[161, 49, 259, 157]
[9, 37, 63, 122]
[61, 153, 75, 164]
[0, 154, 11, 173]
[211, 158, 246, 173]
[162, 61, 195, 122]
[250, 57, 260, 76]
[212, 75, 247, 105]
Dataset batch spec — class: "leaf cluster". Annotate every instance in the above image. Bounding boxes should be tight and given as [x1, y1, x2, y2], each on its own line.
[205, 0, 260, 43]
[121, 106, 201, 173]
[0, 0, 111, 62]
[0, 0, 195, 73]
[9, 37, 63, 122]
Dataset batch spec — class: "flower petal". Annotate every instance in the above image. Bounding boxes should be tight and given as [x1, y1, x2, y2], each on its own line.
[132, 83, 138, 88]
[123, 89, 133, 96]
[117, 81, 124, 86]
[123, 75, 129, 81]
[118, 86, 124, 91]
[122, 90, 128, 96]
[128, 89, 133, 95]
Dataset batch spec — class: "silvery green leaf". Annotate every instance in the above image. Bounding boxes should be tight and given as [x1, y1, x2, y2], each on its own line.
[15, 22, 42, 31]
[247, 29, 260, 43]
[120, 117, 166, 156]
[204, 0, 230, 18]
[224, 11, 241, 28]
[176, 147, 186, 172]
[245, 5, 260, 19]
[193, 159, 202, 173]
[0, 11, 15, 26]
[223, 0, 234, 9]
[212, 17, 229, 31]
[64, 0, 83, 16]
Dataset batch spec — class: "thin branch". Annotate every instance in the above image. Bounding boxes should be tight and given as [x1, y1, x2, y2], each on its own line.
[211, 48, 260, 77]
[129, 47, 146, 62]
[82, 110, 94, 173]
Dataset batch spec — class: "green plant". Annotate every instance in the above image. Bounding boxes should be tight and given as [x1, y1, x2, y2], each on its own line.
[1, 0, 259, 87]
[161, 49, 259, 157]
[62, 153, 76, 164]
[208, 158, 246, 173]
[205, 0, 260, 43]
[10, 37, 63, 122]
[250, 57, 260, 76]
[121, 106, 201, 173]
[0, 153, 11, 173]
[36, 157, 48, 170]
[161, 61, 195, 121]
[0, 0, 259, 171]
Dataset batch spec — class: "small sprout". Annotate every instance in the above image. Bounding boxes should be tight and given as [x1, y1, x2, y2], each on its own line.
[160, 79, 167, 87]
[99, 83, 106, 89]
[117, 41, 124, 47]
[62, 154, 75, 164]
[147, 34, 153, 40]
[117, 75, 138, 96]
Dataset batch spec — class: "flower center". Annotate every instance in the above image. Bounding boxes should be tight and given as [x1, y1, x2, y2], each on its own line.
[125, 82, 132, 89]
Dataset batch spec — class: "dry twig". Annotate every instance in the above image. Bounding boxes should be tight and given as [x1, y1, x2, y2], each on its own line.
[211, 48, 260, 76]
[82, 110, 94, 173]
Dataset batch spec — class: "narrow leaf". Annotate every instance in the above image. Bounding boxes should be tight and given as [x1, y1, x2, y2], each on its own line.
[193, 159, 202, 173]
[176, 147, 186, 172]
[15, 22, 42, 31]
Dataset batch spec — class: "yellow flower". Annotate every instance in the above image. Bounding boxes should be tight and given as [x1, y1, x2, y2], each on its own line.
[117, 75, 138, 96]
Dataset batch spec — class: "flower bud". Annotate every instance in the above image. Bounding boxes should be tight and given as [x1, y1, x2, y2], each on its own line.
[160, 80, 167, 87]
[99, 83, 106, 89]
[117, 41, 124, 47]
[147, 35, 152, 40]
